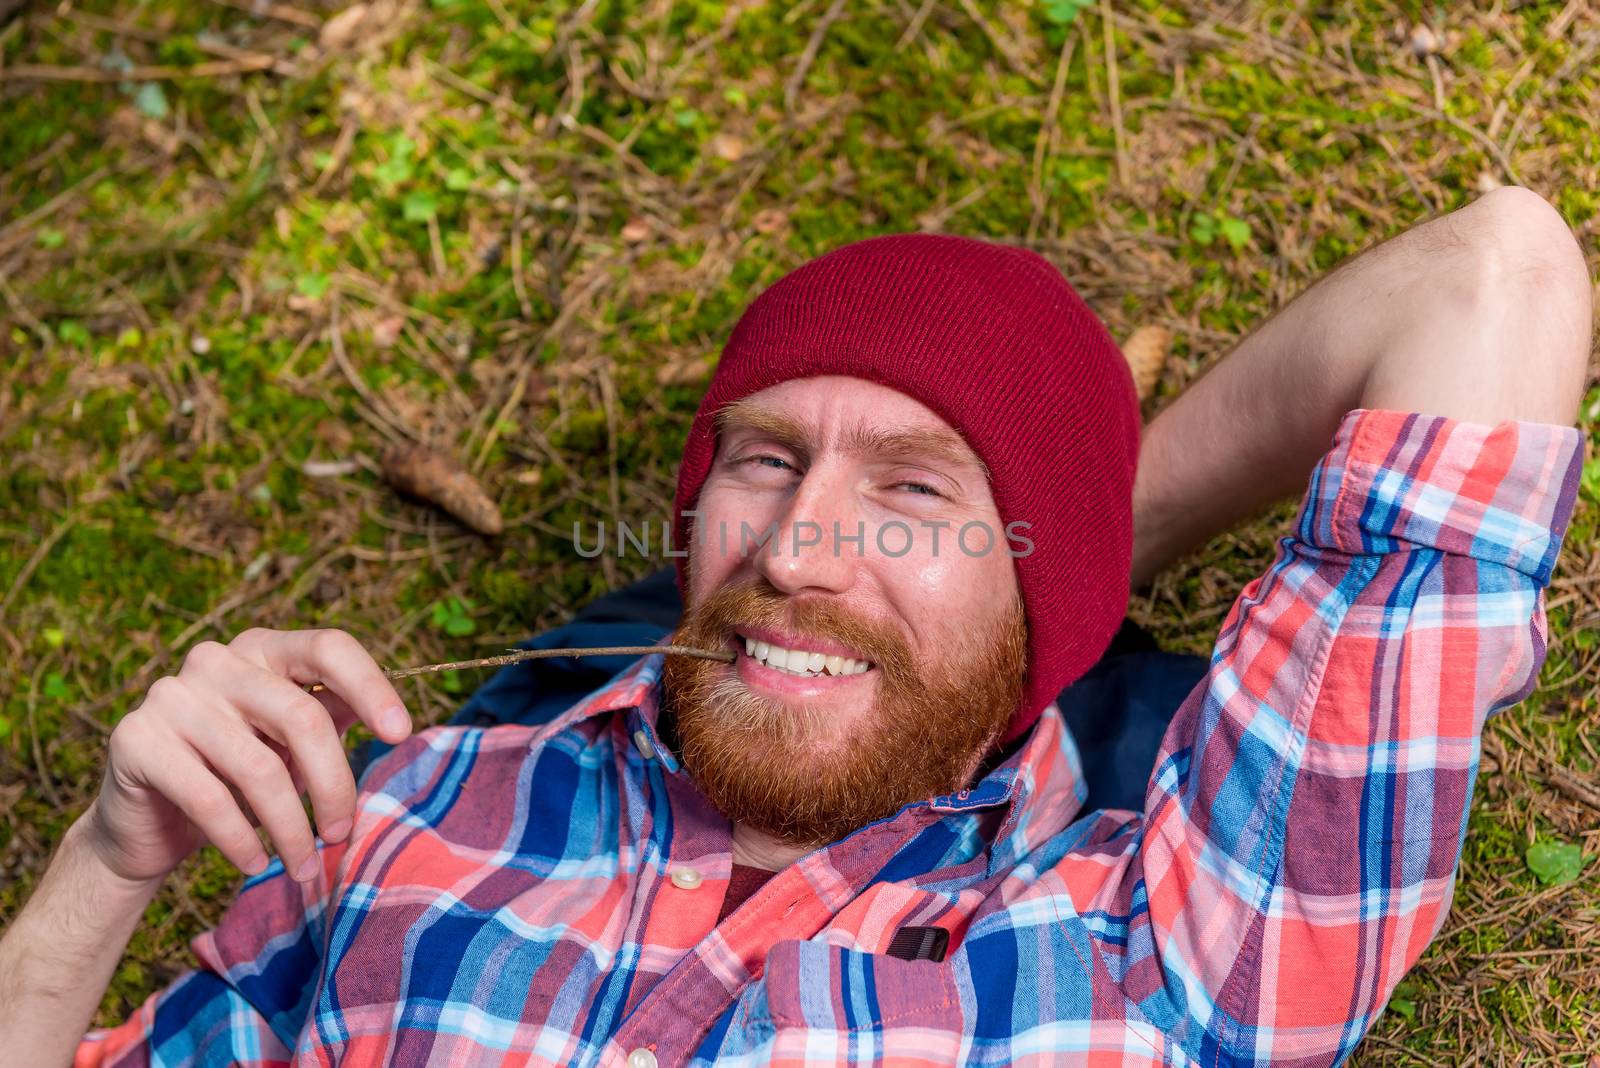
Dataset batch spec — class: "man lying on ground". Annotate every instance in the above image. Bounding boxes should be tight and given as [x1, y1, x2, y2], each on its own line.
[0, 185, 1590, 1067]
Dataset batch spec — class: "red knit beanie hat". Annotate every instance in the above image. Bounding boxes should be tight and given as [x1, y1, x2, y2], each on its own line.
[673, 233, 1139, 745]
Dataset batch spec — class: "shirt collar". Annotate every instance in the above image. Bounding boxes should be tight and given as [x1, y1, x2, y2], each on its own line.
[544, 652, 1088, 834]
[538, 651, 680, 770]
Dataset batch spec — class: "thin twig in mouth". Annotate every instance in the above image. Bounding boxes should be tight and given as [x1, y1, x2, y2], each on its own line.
[306, 644, 734, 693]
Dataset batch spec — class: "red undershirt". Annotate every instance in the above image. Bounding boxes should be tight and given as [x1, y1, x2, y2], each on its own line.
[718, 864, 775, 922]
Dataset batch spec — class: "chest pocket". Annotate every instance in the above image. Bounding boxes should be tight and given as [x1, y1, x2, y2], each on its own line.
[706, 939, 963, 1064]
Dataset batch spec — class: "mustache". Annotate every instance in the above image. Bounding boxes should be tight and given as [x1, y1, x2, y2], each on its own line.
[678, 580, 918, 686]
[662, 577, 1029, 846]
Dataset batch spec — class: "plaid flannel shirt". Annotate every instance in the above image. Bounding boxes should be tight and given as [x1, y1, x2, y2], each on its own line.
[77, 408, 1582, 1067]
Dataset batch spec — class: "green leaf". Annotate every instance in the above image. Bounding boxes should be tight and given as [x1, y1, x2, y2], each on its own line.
[43, 627, 65, 648]
[430, 597, 476, 637]
[402, 189, 438, 222]
[441, 669, 464, 693]
[445, 167, 473, 192]
[374, 156, 414, 189]
[1043, 0, 1093, 25]
[0, 714, 10, 740]
[42, 672, 70, 700]
[1189, 212, 1216, 246]
[1526, 839, 1588, 885]
[1218, 215, 1252, 251]
[295, 272, 331, 299]
[58, 320, 90, 346]
[133, 82, 170, 120]
[374, 135, 416, 190]
[37, 228, 65, 249]
[1388, 978, 1420, 1018]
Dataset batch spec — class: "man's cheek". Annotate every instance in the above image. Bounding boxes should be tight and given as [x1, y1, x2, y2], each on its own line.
[695, 500, 777, 578]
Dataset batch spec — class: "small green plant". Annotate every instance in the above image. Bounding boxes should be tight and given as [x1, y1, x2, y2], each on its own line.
[295, 272, 330, 299]
[430, 596, 478, 638]
[373, 134, 417, 190]
[402, 189, 439, 222]
[1386, 979, 1420, 1020]
[41, 672, 70, 701]
[1043, 0, 1094, 25]
[1190, 211, 1252, 253]
[1526, 839, 1589, 885]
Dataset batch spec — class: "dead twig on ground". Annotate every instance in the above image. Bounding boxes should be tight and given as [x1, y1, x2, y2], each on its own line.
[785, 0, 849, 113]
[0, 55, 279, 82]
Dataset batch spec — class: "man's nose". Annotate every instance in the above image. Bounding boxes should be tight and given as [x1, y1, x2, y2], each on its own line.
[753, 463, 861, 597]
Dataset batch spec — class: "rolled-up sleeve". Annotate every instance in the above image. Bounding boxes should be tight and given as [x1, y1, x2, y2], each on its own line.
[74, 839, 349, 1068]
[1122, 408, 1582, 1065]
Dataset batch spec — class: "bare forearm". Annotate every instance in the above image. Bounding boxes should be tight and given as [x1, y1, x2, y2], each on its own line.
[1130, 187, 1590, 588]
[0, 814, 163, 1067]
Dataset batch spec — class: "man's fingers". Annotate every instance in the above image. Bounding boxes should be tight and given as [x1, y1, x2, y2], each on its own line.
[309, 687, 360, 736]
[132, 730, 269, 876]
[229, 628, 411, 743]
[174, 655, 360, 846]
[176, 715, 322, 882]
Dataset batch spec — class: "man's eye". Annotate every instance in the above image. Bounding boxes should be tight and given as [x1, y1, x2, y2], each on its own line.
[893, 480, 943, 498]
[746, 455, 794, 472]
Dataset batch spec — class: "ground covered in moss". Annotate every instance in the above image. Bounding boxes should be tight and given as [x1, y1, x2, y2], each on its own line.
[2, 1, 1598, 1061]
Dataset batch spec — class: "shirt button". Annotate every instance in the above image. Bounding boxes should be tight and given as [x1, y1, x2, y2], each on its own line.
[632, 729, 656, 761]
[670, 867, 703, 890]
[627, 1049, 658, 1068]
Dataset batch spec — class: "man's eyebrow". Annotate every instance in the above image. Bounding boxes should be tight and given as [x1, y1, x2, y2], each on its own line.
[842, 424, 989, 479]
[714, 400, 988, 479]
[714, 402, 815, 454]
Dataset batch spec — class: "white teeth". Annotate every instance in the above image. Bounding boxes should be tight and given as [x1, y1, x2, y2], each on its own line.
[740, 636, 873, 677]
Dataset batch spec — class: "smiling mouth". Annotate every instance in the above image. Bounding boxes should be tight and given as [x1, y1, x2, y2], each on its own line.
[737, 634, 874, 678]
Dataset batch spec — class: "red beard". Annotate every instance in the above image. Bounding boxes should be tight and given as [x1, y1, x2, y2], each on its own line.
[661, 579, 1027, 848]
